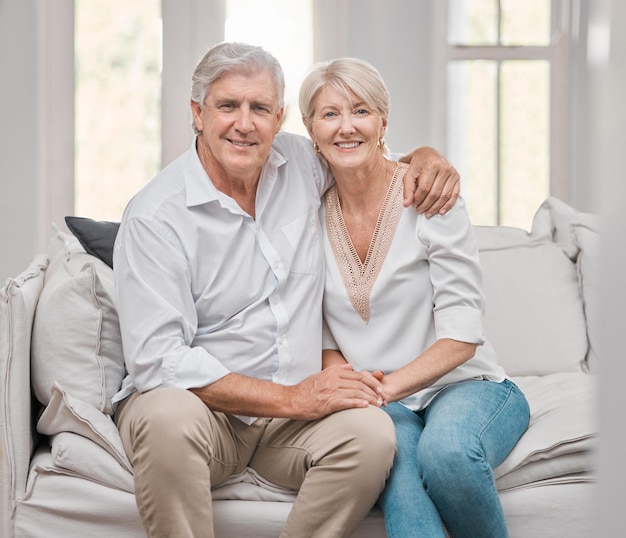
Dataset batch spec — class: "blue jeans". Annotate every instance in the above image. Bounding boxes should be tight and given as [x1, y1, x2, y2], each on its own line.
[379, 378, 530, 538]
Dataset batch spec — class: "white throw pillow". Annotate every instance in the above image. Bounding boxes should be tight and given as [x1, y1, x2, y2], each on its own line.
[37, 381, 132, 474]
[31, 227, 125, 415]
[476, 233, 588, 376]
[530, 198, 602, 374]
[531, 196, 601, 259]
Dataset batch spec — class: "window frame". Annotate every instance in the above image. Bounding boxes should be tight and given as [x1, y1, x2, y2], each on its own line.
[430, 0, 574, 222]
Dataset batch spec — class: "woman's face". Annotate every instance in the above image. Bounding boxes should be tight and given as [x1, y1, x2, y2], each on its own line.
[309, 85, 387, 173]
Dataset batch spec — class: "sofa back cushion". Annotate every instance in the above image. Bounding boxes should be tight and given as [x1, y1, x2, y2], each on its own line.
[0, 254, 48, 535]
[530, 197, 602, 374]
[31, 226, 125, 415]
[475, 225, 588, 377]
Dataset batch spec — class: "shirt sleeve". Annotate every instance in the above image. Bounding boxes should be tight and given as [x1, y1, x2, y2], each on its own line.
[113, 215, 231, 393]
[416, 197, 486, 345]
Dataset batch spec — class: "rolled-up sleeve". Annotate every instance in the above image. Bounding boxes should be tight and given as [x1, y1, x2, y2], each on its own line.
[114, 215, 231, 394]
[416, 198, 486, 345]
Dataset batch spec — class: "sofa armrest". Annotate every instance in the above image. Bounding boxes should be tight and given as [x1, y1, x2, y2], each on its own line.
[0, 254, 47, 536]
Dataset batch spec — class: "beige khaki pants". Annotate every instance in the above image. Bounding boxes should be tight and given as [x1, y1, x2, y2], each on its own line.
[115, 387, 396, 538]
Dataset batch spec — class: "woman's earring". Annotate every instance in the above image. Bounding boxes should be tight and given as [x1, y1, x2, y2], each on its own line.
[313, 142, 321, 153]
[378, 138, 385, 149]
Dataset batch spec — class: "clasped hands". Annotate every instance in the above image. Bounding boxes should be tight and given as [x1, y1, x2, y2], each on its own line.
[292, 363, 391, 420]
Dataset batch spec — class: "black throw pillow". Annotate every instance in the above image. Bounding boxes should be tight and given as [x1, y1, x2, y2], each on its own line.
[65, 216, 120, 269]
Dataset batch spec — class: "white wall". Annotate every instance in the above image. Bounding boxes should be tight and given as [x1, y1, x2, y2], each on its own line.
[0, 0, 74, 283]
[161, 0, 225, 166]
[591, 0, 626, 534]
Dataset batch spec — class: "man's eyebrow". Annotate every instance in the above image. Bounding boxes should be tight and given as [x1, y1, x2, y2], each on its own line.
[251, 98, 275, 108]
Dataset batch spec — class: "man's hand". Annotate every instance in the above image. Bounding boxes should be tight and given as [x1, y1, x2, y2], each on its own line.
[288, 363, 386, 420]
[190, 365, 386, 420]
[400, 146, 460, 217]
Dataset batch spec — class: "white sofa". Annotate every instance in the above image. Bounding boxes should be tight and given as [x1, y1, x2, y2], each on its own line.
[1, 197, 599, 537]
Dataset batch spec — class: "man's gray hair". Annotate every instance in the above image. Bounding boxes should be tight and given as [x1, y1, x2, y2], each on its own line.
[190, 42, 286, 135]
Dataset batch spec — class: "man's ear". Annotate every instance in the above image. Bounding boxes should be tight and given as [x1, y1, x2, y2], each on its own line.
[191, 100, 203, 131]
[276, 106, 285, 133]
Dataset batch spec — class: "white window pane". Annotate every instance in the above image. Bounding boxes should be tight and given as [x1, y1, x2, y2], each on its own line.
[448, 0, 498, 45]
[448, 60, 498, 225]
[501, 0, 551, 46]
[75, 0, 162, 221]
[500, 60, 550, 229]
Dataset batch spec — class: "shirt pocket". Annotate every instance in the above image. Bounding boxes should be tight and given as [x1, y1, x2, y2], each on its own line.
[281, 209, 323, 275]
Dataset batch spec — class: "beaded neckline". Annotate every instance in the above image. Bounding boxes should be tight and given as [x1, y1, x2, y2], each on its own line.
[324, 162, 407, 323]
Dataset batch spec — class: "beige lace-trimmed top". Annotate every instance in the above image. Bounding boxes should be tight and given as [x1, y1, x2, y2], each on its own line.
[324, 162, 409, 323]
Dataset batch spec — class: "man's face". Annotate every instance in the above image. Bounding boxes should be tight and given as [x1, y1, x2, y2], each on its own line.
[191, 69, 284, 182]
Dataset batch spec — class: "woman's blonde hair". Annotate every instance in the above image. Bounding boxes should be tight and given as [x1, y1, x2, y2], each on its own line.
[299, 57, 390, 129]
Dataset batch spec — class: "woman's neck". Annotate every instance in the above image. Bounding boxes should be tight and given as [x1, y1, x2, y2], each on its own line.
[332, 157, 396, 214]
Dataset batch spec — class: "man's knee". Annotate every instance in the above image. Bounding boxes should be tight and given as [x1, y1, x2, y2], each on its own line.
[337, 406, 397, 467]
[121, 387, 208, 446]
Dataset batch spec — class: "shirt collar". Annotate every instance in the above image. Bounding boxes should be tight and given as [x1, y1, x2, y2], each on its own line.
[184, 138, 288, 208]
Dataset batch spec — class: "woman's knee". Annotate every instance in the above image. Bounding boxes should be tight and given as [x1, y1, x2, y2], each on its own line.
[417, 431, 478, 479]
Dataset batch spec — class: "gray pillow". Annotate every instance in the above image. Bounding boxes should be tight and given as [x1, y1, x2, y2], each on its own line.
[65, 216, 119, 269]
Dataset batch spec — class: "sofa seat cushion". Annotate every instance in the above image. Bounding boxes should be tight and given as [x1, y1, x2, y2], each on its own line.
[36, 374, 597, 502]
[494, 373, 597, 490]
[31, 226, 125, 415]
[18, 449, 145, 538]
[212, 468, 297, 502]
[50, 431, 134, 492]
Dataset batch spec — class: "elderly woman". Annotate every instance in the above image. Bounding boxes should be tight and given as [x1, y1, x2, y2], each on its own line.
[299, 57, 530, 538]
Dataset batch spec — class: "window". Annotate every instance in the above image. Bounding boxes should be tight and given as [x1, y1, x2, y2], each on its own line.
[74, 0, 162, 221]
[434, 0, 572, 229]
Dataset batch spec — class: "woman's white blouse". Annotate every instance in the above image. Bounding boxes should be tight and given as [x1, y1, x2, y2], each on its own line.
[321, 165, 506, 411]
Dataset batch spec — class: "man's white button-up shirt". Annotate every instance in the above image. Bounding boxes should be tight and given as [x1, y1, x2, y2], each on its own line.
[112, 132, 332, 423]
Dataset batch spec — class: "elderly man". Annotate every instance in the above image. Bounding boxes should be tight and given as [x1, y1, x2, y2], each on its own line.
[113, 41, 459, 538]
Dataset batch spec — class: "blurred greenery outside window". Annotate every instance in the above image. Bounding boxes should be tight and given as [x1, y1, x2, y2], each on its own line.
[74, 0, 162, 221]
[447, 0, 553, 229]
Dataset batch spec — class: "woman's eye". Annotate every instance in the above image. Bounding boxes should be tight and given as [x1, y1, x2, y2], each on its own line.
[355, 108, 368, 116]
[324, 111, 336, 118]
